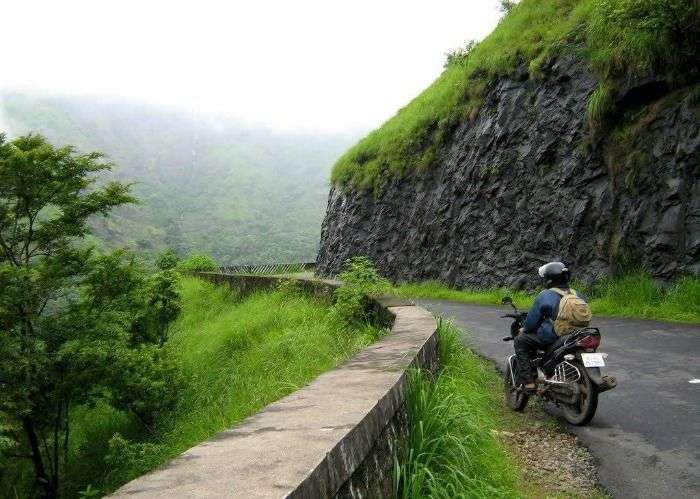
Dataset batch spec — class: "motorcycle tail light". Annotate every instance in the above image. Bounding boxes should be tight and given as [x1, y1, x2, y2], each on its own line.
[577, 335, 601, 351]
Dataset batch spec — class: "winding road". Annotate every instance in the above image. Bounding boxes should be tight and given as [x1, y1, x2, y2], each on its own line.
[417, 299, 700, 499]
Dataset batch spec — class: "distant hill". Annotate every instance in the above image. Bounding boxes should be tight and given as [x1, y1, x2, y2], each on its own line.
[1, 92, 358, 263]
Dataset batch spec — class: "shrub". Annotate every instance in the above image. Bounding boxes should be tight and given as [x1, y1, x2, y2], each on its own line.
[155, 248, 179, 271]
[332, 257, 390, 326]
[176, 253, 218, 272]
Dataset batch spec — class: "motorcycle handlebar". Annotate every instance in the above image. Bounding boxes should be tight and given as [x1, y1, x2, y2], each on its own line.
[500, 313, 523, 319]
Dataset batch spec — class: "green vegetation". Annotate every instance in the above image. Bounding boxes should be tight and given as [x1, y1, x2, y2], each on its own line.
[175, 253, 218, 272]
[331, 256, 391, 326]
[0, 134, 182, 498]
[332, 0, 699, 190]
[3, 276, 383, 497]
[95, 277, 382, 495]
[392, 274, 700, 324]
[394, 280, 536, 308]
[589, 274, 700, 323]
[0, 93, 357, 263]
[395, 321, 520, 497]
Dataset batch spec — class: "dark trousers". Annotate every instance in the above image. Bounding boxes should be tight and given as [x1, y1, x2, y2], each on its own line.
[513, 332, 549, 384]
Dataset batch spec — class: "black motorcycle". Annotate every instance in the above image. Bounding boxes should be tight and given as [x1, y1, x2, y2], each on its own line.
[500, 296, 616, 425]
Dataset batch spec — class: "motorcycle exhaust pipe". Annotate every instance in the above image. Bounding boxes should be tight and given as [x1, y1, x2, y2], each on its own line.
[597, 375, 617, 393]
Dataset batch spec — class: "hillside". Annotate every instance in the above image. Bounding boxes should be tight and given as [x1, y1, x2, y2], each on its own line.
[0, 92, 356, 263]
[317, 0, 700, 287]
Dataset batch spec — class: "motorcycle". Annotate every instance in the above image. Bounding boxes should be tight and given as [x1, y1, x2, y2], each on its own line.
[500, 296, 617, 425]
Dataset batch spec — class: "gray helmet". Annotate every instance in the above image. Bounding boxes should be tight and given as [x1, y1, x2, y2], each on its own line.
[538, 261, 571, 288]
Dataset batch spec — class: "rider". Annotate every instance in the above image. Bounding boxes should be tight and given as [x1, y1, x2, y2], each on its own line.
[514, 261, 578, 390]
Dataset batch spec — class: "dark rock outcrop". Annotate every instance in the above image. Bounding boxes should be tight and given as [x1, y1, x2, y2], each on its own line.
[317, 56, 699, 288]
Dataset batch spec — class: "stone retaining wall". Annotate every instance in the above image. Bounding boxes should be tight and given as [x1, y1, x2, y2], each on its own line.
[111, 273, 438, 498]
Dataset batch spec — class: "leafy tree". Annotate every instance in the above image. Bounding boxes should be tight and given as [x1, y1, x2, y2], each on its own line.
[154, 248, 179, 271]
[146, 270, 181, 346]
[0, 134, 180, 498]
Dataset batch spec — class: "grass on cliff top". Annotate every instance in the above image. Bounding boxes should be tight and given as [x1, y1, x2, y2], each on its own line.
[331, 0, 699, 190]
[395, 321, 606, 498]
[56, 277, 382, 497]
[392, 274, 700, 324]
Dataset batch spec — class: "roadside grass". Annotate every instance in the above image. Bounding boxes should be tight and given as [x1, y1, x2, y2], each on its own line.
[395, 322, 520, 498]
[396, 321, 606, 498]
[393, 280, 536, 309]
[331, 0, 699, 190]
[391, 274, 700, 324]
[61, 277, 382, 496]
[589, 274, 700, 324]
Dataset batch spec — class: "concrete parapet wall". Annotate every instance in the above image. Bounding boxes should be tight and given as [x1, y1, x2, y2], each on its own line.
[111, 273, 438, 498]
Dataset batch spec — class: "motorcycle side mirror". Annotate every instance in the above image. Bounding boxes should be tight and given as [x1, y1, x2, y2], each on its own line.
[501, 296, 518, 312]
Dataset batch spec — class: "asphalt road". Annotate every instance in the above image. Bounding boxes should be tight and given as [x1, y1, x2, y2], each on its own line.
[417, 299, 700, 499]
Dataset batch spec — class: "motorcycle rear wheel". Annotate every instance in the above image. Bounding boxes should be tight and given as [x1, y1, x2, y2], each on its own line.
[504, 362, 528, 411]
[561, 362, 598, 425]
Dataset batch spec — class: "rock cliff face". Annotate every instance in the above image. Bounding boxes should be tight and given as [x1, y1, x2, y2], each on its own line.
[317, 56, 699, 287]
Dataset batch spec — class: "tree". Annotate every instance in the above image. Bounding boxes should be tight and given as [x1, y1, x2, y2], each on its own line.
[146, 269, 181, 346]
[0, 134, 179, 497]
[155, 248, 179, 271]
[499, 0, 516, 14]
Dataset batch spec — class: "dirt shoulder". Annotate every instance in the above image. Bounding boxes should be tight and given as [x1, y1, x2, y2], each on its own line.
[494, 395, 608, 498]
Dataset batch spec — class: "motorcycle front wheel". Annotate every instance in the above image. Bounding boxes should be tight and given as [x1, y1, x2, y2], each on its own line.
[561, 362, 599, 425]
[504, 362, 528, 411]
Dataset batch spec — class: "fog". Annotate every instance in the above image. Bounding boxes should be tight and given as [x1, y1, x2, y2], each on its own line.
[1, 0, 501, 132]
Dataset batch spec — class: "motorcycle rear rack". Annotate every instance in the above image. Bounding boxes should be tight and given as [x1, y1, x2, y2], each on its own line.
[545, 361, 581, 384]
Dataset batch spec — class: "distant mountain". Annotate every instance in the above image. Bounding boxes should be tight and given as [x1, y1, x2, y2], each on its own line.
[0, 92, 358, 263]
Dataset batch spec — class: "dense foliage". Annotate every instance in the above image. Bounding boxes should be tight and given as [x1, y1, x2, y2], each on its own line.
[175, 253, 218, 273]
[331, 0, 699, 190]
[0, 94, 357, 263]
[0, 134, 182, 498]
[331, 256, 391, 326]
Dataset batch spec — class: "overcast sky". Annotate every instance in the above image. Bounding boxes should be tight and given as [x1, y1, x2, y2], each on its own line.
[1, 0, 502, 132]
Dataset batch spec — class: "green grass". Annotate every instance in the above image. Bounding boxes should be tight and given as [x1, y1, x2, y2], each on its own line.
[395, 321, 521, 498]
[392, 274, 700, 324]
[393, 280, 535, 308]
[590, 274, 700, 323]
[331, 0, 699, 190]
[57, 277, 382, 497]
[396, 321, 607, 498]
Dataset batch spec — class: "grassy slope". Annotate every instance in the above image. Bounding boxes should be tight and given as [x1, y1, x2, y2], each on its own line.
[332, 0, 698, 190]
[60, 277, 381, 496]
[392, 275, 700, 324]
[396, 321, 605, 498]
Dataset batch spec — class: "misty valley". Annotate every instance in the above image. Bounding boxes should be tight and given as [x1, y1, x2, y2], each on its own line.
[0, 92, 358, 264]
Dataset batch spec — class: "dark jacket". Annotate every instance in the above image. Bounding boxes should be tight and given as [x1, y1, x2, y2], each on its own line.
[523, 287, 580, 344]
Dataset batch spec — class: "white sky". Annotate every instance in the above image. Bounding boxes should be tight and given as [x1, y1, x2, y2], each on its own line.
[1, 0, 502, 132]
